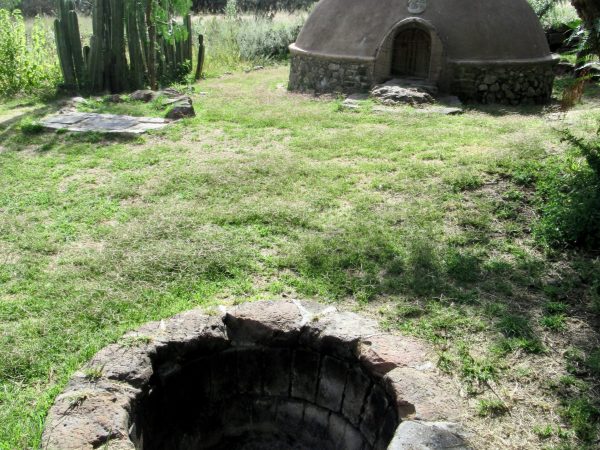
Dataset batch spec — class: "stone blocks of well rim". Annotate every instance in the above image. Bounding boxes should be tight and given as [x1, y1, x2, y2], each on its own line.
[42, 299, 469, 450]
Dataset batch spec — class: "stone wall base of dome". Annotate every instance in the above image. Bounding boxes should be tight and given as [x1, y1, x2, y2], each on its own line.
[288, 53, 373, 94]
[448, 61, 557, 105]
[288, 53, 557, 105]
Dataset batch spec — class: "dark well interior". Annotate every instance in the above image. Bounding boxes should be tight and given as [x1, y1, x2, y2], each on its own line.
[131, 342, 400, 450]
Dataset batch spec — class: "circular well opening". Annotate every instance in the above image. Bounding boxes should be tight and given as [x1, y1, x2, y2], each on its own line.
[134, 342, 399, 450]
[42, 300, 466, 450]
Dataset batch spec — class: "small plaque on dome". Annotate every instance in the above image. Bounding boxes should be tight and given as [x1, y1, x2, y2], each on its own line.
[407, 0, 427, 14]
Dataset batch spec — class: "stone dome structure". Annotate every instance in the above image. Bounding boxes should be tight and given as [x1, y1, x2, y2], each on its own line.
[288, 0, 559, 104]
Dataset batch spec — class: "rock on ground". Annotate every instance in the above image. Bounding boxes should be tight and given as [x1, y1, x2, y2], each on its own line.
[165, 95, 196, 119]
[371, 82, 435, 106]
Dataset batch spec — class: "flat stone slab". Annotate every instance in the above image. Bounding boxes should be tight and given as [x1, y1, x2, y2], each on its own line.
[40, 112, 169, 134]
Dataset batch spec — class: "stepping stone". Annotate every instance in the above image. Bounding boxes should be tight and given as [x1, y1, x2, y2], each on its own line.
[40, 112, 169, 135]
[415, 106, 464, 115]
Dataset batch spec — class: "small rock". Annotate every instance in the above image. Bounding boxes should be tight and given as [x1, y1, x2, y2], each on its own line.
[341, 98, 360, 110]
[437, 95, 463, 108]
[371, 83, 434, 106]
[385, 78, 438, 95]
[105, 94, 123, 103]
[165, 98, 195, 119]
[130, 90, 157, 102]
[161, 87, 183, 99]
[162, 95, 192, 106]
[71, 96, 88, 104]
[388, 420, 470, 449]
[483, 74, 497, 84]
[347, 93, 369, 101]
[416, 106, 463, 115]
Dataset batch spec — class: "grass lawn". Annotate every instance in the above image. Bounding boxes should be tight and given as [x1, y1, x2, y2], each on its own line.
[1, 65, 600, 449]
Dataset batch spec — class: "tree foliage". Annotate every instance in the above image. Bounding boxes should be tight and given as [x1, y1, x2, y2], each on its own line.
[570, 0, 600, 59]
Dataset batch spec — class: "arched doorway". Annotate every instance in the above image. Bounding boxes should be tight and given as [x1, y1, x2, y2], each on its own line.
[392, 28, 431, 78]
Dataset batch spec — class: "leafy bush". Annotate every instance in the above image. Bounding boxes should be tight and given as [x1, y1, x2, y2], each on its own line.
[0, 8, 60, 97]
[237, 16, 303, 60]
[529, 0, 580, 30]
[194, 7, 306, 74]
[534, 127, 600, 249]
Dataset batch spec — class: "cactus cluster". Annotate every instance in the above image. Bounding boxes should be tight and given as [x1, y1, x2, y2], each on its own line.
[156, 12, 195, 86]
[54, 0, 85, 90]
[54, 0, 196, 94]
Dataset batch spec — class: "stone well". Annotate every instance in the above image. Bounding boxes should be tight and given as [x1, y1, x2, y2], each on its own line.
[42, 300, 469, 449]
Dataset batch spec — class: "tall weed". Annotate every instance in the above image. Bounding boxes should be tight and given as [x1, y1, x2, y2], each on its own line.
[534, 127, 600, 249]
[194, 9, 306, 75]
[0, 9, 60, 97]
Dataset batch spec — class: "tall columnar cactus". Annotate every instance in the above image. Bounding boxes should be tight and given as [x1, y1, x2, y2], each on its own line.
[55, 0, 195, 94]
[125, 0, 146, 90]
[108, 0, 128, 92]
[87, 0, 104, 92]
[54, 0, 85, 90]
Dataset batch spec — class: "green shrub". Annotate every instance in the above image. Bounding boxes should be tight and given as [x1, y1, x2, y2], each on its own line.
[19, 117, 44, 134]
[561, 397, 600, 443]
[0, 9, 60, 97]
[445, 172, 483, 192]
[194, 10, 306, 74]
[477, 398, 509, 417]
[534, 128, 600, 249]
[237, 16, 303, 60]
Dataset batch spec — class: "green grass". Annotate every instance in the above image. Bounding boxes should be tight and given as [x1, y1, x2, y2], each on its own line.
[477, 398, 509, 417]
[0, 66, 600, 448]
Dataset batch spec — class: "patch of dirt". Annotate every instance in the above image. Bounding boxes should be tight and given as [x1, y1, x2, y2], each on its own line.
[58, 168, 115, 193]
[0, 241, 19, 265]
[46, 240, 106, 274]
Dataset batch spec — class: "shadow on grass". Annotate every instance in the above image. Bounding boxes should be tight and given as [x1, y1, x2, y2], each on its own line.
[285, 215, 595, 355]
[0, 103, 58, 138]
[286, 217, 600, 445]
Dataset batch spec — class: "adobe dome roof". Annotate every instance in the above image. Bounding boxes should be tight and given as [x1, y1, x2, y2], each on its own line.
[293, 0, 553, 62]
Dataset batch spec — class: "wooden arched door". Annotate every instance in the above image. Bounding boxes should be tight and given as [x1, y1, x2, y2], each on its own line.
[392, 28, 431, 78]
